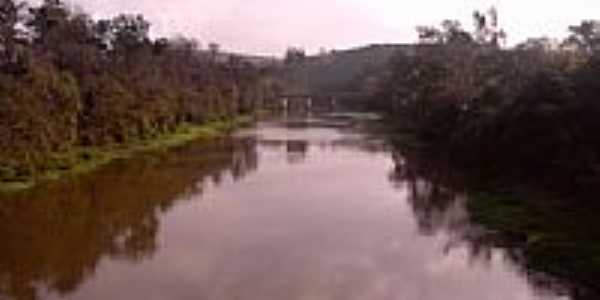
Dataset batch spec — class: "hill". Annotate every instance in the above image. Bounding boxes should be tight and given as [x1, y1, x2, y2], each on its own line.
[304, 44, 416, 94]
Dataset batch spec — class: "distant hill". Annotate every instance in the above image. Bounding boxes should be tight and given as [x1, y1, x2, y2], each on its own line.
[273, 44, 417, 110]
[304, 44, 416, 94]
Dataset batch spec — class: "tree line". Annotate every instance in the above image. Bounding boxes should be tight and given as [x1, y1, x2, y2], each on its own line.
[0, 0, 277, 182]
[374, 8, 600, 189]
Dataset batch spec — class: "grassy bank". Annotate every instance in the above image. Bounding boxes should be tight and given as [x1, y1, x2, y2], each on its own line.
[0, 116, 255, 193]
[467, 190, 600, 292]
[388, 127, 600, 294]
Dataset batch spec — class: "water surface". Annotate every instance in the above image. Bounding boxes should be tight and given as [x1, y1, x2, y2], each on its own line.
[0, 116, 572, 300]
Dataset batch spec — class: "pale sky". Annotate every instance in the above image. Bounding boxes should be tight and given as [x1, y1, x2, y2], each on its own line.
[71, 0, 600, 56]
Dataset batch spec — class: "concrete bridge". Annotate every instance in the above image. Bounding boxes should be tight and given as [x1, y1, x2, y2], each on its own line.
[276, 93, 337, 113]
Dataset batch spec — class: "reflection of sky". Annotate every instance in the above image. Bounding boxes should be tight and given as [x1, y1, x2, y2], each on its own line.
[51, 124, 566, 300]
[71, 0, 600, 56]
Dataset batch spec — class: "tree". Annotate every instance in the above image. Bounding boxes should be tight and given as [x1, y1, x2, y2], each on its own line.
[473, 7, 506, 47]
[110, 14, 151, 52]
[441, 20, 474, 45]
[416, 20, 473, 45]
[0, 0, 277, 183]
[0, 0, 26, 69]
[566, 20, 600, 54]
[284, 47, 306, 65]
[26, 0, 70, 46]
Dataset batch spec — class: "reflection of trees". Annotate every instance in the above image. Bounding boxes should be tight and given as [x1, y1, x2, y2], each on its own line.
[230, 138, 259, 180]
[389, 147, 600, 300]
[390, 149, 467, 236]
[0, 137, 258, 300]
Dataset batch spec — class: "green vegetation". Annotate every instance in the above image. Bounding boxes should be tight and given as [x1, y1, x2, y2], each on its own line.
[0, 117, 253, 192]
[0, 0, 276, 191]
[279, 44, 412, 110]
[304, 44, 411, 94]
[379, 9, 600, 296]
[375, 9, 600, 187]
[468, 190, 600, 291]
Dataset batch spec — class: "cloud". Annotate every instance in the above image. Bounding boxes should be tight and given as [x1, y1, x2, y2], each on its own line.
[72, 0, 600, 56]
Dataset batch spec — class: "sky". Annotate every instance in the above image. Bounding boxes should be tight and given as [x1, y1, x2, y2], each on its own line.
[71, 0, 600, 56]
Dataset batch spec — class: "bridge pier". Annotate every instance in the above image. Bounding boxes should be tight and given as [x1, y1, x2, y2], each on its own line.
[277, 94, 313, 113]
[274, 94, 342, 113]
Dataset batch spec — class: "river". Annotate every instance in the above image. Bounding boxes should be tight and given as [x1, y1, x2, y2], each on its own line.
[0, 115, 582, 300]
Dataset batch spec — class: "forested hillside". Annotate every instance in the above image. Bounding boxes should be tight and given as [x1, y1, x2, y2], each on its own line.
[374, 10, 600, 189]
[0, 0, 277, 185]
[305, 44, 414, 94]
[279, 44, 413, 96]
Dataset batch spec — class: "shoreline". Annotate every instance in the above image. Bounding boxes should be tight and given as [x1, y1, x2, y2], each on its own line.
[387, 129, 600, 295]
[0, 116, 255, 193]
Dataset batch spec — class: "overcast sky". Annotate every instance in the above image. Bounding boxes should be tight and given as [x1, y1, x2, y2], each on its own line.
[72, 0, 599, 56]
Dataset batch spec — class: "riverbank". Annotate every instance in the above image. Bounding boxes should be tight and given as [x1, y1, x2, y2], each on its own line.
[388, 128, 600, 296]
[468, 189, 600, 293]
[0, 116, 255, 193]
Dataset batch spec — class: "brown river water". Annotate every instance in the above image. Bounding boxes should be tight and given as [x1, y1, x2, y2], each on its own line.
[0, 115, 574, 300]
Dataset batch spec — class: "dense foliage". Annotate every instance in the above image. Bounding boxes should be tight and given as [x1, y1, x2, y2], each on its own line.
[0, 0, 276, 182]
[375, 10, 600, 188]
[376, 10, 600, 296]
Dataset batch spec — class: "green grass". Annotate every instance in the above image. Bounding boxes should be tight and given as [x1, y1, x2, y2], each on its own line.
[467, 190, 600, 291]
[0, 116, 254, 193]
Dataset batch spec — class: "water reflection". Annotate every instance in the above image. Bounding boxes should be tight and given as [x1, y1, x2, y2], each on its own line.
[284, 140, 308, 163]
[0, 116, 591, 300]
[0, 138, 257, 300]
[390, 147, 600, 300]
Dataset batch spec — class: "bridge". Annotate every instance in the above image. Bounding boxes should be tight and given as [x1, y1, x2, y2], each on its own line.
[274, 91, 370, 113]
[275, 93, 337, 113]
